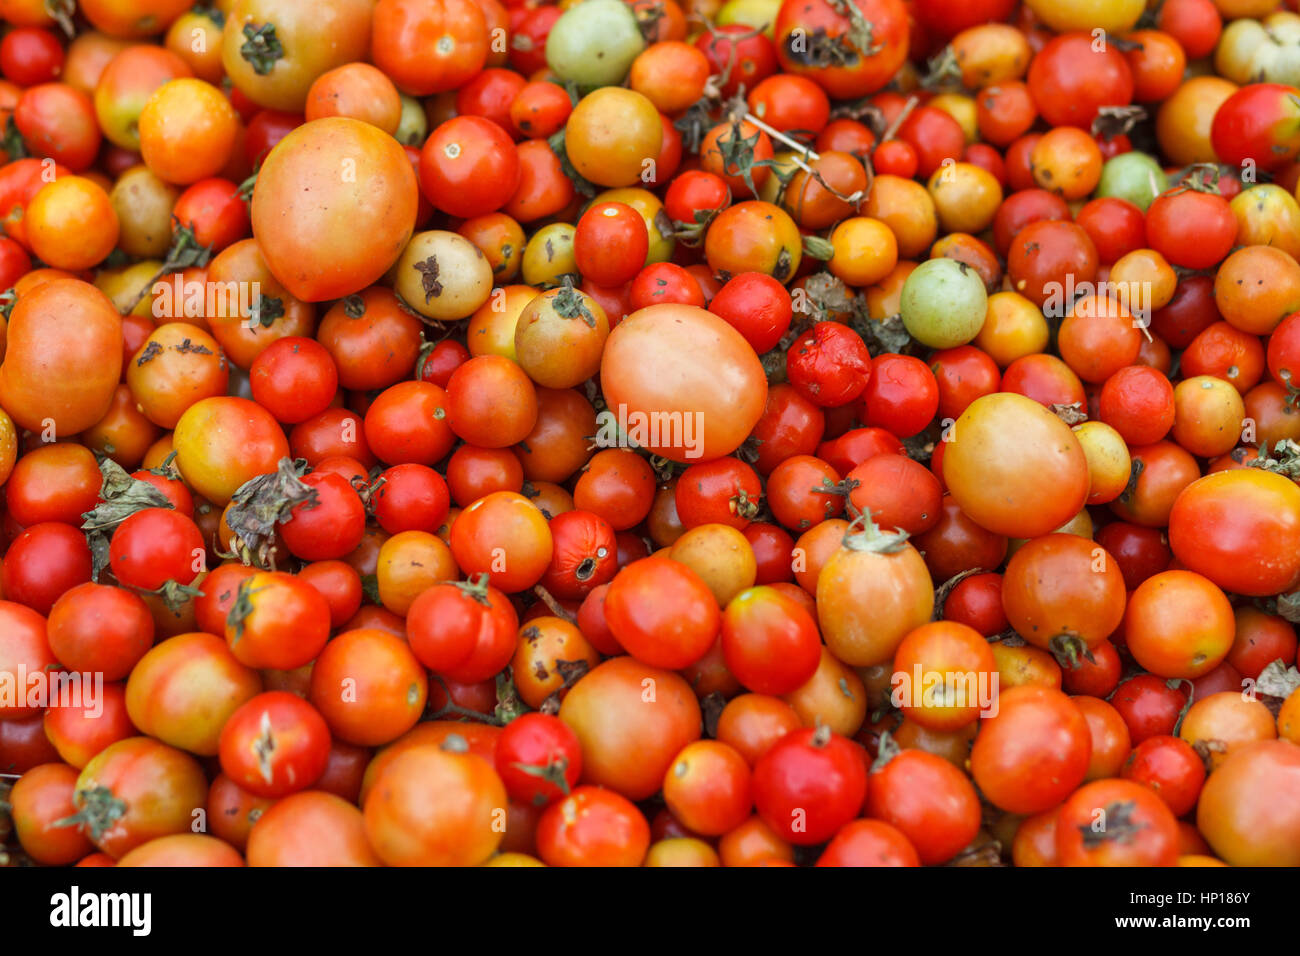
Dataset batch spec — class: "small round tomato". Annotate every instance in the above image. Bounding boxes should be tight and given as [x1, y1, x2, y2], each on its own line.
[866, 745, 981, 865]
[494, 713, 583, 807]
[225, 571, 331, 671]
[605, 556, 719, 669]
[721, 586, 821, 696]
[218, 691, 331, 798]
[1121, 735, 1206, 817]
[752, 725, 867, 845]
[536, 785, 651, 867]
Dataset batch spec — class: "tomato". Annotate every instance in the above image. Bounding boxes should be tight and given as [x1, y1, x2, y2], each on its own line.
[860, 354, 940, 437]
[48, 583, 154, 681]
[600, 305, 767, 464]
[970, 685, 1091, 814]
[318, 286, 423, 391]
[1168, 470, 1300, 597]
[601, 556, 717, 669]
[494, 713, 582, 807]
[0, 27, 64, 85]
[1197, 740, 1300, 866]
[1228, 606, 1297, 680]
[514, 287, 610, 390]
[1122, 570, 1234, 680]
[246, 790, 380, 866]
[943, 392, 1089, 538]
[785, 321, 872, 408]
[1055, 779, 1179, 867]
[719, 586, 820, 696]
[309, 629, 428, 747]
[662, 740, 752, 837]
[421, 115, 519, 218]
[1211, 83, 1300, 172]
[0, 278, 121, 437]
[213, 691, 330, 800]
[1, 523, 91, 615]
[1027, 32, 1133, 129]
[559, 656, 700, 800]
[704, 201, 802, 283]
[752, 725, 867, 845]
[1001, 534, 1126, 662]
[866, 746, 981, 865]
[1122, 735, 1206, 817]
[449, 490, 552, 593]
[1146, 186, 1235, 271]
[536, 785, 650, 867]
[252, 118, 417, 302]
[891, 621, 998, 731]
[816, 516, 934, 667]
[573, 202, 649, 289]
[221, 571, 329, 671]
[1111, 674, 1188, 746]
[774, 0, 910, 100]
[374, 531, 456, 617]
[65, 736, 209, 859]
[10, 763, 96, 865]
[306, 62, 402, 134]
[249, 337, 339, 425]
[537, 509, 616, 601]
[563, 88, 661, 189]
[124, 631, 261, 757]
[173, 397, 292, 506]
[44, 681, 135, 770]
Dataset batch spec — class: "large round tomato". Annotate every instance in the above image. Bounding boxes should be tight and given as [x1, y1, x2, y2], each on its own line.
[970, 685, 1091, 815]
[66, 736, 210, 859]
[0, 278, 121, 436]
[600, 304, 767, 463]
[866, 747, 981, 865]
[604, 557, 720, 669]
[125, 631, 262, 757]
[1196, 740, 1300, 866]
[10, 763, 96, 865]
[0, 600, 57, 720]
[1055, 778, 1179, 866]
[1168, 470, 1300, 597]
[246, 790, 381, 866]
[172, 397, 291, 506]
[773, 0, 909, 100]
[251, 117, 418, 302]
[943, 392, 1090, 539]
[816, 518, 934, 667]
[558, 656, 701, 801]
[222, 0, 373, 111]
[364, 743, 507, 866]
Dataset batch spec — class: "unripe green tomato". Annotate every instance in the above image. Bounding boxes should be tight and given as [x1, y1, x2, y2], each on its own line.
[1096, 152, 1168, 213]
[395, 94, 428, 147]
[900, 258, 988, 348]
[546, 0, 646, 89]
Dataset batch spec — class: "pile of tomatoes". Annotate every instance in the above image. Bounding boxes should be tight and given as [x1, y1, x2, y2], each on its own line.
[2, 0, 1300, 870]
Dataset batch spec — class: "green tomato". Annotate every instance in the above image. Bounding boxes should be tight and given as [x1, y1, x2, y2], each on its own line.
[1096, 152, 1168, 212]
[900, 258, 988, 349]
[546, 0, 646, 89]
[395, 94, 427, 148]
